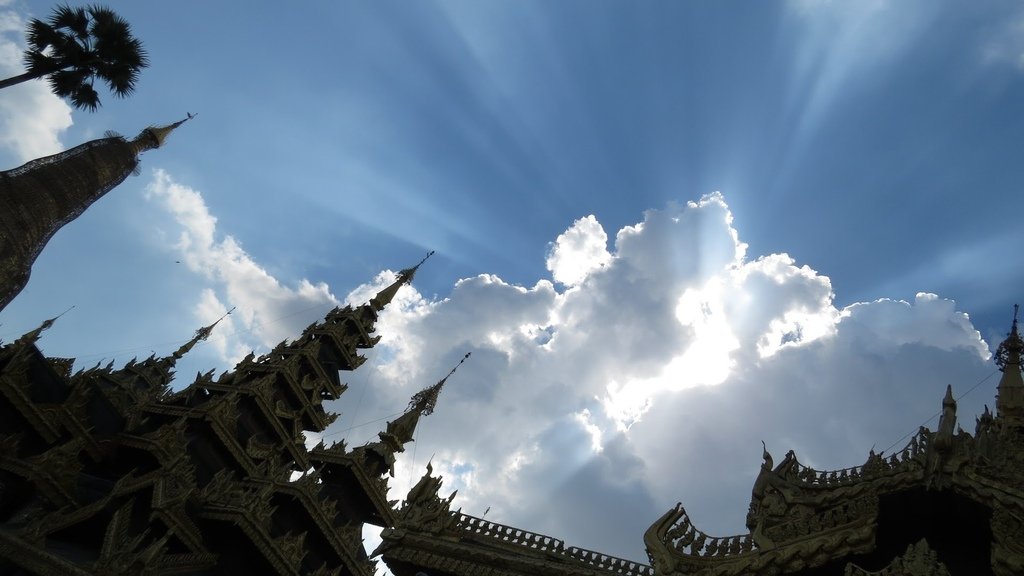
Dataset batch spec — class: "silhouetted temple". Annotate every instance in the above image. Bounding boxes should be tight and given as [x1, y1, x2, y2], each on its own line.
[1, 123, 1021, 575]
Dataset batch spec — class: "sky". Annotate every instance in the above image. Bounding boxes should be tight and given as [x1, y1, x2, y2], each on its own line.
[1, 0, 1023, 568]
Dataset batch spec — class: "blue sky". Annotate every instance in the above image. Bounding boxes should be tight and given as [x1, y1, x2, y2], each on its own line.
[2, 0, 1023, 567]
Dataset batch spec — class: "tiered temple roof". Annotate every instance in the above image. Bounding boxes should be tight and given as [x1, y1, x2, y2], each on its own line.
[0, 258, 454, 575]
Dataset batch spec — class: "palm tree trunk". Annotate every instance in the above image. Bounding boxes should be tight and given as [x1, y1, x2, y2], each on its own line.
[0, 70, 46, 90]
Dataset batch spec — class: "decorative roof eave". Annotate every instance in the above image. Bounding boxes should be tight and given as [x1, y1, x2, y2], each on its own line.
[0, 355, 64, 443]
[248, 473, 375, 572]
[195, 506, 302, 576]
[308, 442, 398, 527]
[645, 500, 878, 576]
[247, 376, 311, 469]
[379, 531, 597, 576]
[381, 463, 654, 576]
[379, 511, 655, 576]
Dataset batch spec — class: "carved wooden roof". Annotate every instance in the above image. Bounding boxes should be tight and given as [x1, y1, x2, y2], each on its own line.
[0, 266, 430, 575]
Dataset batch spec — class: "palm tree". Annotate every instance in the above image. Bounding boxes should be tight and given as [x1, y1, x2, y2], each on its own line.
[0, 4, 148, 111]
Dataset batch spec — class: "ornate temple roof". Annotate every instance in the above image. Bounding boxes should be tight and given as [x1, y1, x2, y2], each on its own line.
[0, 257, 465, 575]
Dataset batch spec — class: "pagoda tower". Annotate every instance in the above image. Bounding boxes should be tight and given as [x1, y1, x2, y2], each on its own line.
[0, 117, 188, 310]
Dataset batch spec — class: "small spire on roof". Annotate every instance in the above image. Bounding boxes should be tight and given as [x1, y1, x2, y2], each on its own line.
[996, 305, 1024, 425]
[409, 352, 470, 416]
[399, 250, 435, 284]
[16, 306, 74, 344]
[376, 352, 471, 456]
[370, 251, 435, 311]
[171, 306, 233, 360]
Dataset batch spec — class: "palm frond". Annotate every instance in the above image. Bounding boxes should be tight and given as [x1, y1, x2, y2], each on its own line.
[48, 69, 80, 96]
[70, 82, 100, 112]
[25, 18, 61, 52]
[10, 4, 147, 110]
[49, 5, 89, 41]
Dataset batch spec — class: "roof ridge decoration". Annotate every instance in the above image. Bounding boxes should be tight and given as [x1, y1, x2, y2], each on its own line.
[379, 464, 657, 576]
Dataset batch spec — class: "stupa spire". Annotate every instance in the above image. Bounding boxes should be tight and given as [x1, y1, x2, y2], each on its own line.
[381, 352, 470, 449]
[13, 306, 73, 346]
[112, 309, 228, 392]
[169, 307, 232, 362]
[0, 116, 190, 311]
[995, 305, 1024, 425]
[130, 113, 193, 154]
[370, 251, 434, 311]
[361, 352, 470, 477]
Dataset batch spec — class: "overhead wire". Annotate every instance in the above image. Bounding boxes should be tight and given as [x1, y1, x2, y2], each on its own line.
[878, 369, 999, 456]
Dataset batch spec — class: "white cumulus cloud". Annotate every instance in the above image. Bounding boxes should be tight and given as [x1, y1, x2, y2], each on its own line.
[144, 169, 341, 363]
[546, 215, 611, 287]
[145, 179, 996, 564]
[331, 193, 993, 561]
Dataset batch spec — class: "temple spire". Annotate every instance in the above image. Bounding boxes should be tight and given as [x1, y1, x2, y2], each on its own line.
[110, 310, 228, 392]
[170, 307, 233, 361]
[362, 352, 469, 476]
[382, 352, 470, 449]
[370, 251, 434, 311]
[995, 305, 1024, 425]
[14, 306, 73, 346]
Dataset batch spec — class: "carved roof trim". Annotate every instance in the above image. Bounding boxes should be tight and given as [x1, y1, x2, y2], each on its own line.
[249, 474, 370, 569]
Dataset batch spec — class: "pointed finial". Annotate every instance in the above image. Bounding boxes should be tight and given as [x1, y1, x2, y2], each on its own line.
[370, 251, 435, 311]
[374, 352, 471, 456]
[172, 307, 233, 360]
[397, 250, 435, 285]
[408, 352, 470, 415]
[996, 304, 1024, 424]
[131, 114, 194, 153]
[17, 306, 74, 344]
[995, 305, 1024, 373]
[943, 384, 955, 407]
